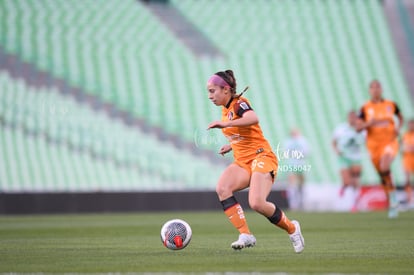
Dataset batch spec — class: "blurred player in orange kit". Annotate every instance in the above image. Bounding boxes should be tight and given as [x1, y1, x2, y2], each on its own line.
[206, 69, 304, 253]
[357, 80, 403, 218]
[402, 119, 414, 204]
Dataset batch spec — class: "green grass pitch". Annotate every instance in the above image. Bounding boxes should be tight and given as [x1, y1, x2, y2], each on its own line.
[0, 210, 413, 274]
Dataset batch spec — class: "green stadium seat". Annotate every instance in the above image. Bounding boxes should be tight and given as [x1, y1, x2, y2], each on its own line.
[0, 72, 223, 191]
[0, 0, 412, 190]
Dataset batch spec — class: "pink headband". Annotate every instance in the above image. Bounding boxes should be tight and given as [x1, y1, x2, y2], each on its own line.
[207, 74, 230, 88]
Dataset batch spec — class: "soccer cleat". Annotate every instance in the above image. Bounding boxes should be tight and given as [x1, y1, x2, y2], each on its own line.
[388, 191, 399, 219]
[231, 233, 256, 250]
[388, 207, 398, 219]
[289, 220, 305, 253]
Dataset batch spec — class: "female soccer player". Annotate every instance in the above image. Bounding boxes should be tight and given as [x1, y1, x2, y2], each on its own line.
[357, 80, 403, 218]
[206, 70, 304, 253]
[402, 119, 414, 204]
[332, 111, 365, 194]
[332, 110, 366, 209]
[284, 128, 310, 210]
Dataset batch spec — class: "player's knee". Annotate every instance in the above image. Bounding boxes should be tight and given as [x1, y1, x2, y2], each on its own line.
[248, 196, 266, 214]
[380, 154, 394, 171]
[215, 183, 232, 199]
[351, 167, 362, 178]
[341, 170, 350, 184]
[215, 184, 225, 197]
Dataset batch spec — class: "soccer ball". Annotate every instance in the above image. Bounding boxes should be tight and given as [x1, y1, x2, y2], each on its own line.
[160, 219, 192, 250]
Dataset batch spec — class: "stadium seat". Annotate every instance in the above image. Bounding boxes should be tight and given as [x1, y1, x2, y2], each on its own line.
[0, 72, 221, 191]
[0, 0, 412, 190]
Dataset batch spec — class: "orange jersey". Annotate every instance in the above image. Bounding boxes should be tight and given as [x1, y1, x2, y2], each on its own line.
[359, 99, 401, 148]
[402, 131, 414, 156]
[221, 96, 273, 162]
[402, 131, 414, 172]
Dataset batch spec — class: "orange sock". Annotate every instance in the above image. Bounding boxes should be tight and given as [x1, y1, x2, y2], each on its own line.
[224, 203, 251, 235]
[380, 171, 394, 192]
[379, 171, 396, 205]
[277, 211, 296, 234]
[267, 207, 296, 234]
[405, 183, 412, 203]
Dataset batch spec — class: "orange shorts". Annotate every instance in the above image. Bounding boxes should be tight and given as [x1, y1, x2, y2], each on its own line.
[235, 151, 279, 180]
[367, 139, 399, 171]
[403, 154, 414, 173]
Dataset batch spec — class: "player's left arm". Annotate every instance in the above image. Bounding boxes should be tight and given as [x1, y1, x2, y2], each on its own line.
[355, 106, 370, 132]
[394, 102, 404, 136]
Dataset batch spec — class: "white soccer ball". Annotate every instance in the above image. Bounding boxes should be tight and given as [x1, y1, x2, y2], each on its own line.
[160, 219, 192, 250]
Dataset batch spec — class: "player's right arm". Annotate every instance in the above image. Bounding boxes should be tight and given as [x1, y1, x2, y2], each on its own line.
[218, 144, 232, 156]
[332, 139, 340, 155]
[332, 127, 341, 155]
[207, 110, 258, 129]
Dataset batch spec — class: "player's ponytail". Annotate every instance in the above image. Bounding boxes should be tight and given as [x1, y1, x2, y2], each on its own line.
[234, 86, 249, 98]
[214, 70, 250, 98]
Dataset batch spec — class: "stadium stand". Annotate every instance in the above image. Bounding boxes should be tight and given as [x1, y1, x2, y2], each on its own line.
[0, 0, 413, 192]
[384, 0, 414, 99]
[0, 71, 222, 191]
[397, 0, 414, 76]
[171, 0, 413, 184]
